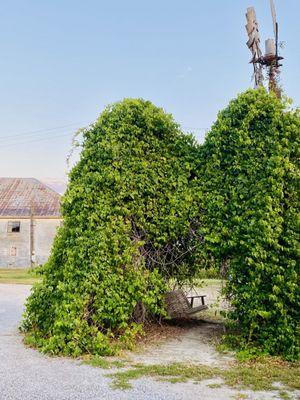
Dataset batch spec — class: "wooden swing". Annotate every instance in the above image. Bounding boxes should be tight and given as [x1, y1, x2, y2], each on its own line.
[164, 289, 208, 319]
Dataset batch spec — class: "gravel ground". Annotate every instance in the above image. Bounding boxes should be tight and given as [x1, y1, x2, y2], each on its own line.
[0, 284, 295, 400]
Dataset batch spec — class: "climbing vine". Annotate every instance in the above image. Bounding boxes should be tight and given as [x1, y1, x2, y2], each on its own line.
[22, 99, 200, 356]
[22, 91, 299, 360]
[198, 88, 300, 360]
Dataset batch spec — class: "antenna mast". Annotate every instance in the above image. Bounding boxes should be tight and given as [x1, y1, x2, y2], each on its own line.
[245, 0, 283, 97]
[245, 7, 264, 88]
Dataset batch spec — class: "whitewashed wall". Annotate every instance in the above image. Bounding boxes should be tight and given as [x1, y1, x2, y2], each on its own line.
[34, 219, 61, 265]
[0, 218, 61, 268]
[0, 219, 31, 268]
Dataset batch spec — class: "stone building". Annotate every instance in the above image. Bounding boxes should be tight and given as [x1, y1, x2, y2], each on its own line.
[0, 178, 61, 268]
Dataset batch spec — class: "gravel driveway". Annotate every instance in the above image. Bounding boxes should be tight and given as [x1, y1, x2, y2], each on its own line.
[0, 284, 289, 400]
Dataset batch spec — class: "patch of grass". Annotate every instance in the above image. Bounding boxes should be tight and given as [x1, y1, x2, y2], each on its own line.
[109, 363, 219, 390]
[163, 376, 189, 384]
[232, 394, 248, 400]
[83, 355, 127, 370]
[216, 343, 233, 354]
[207, 383, 222, 388]
[195, 267, 221, 280]
[279, 391, 292, 400]
[0, 268, 40, 284]
[222, 358, 299, 392]
[199, 308, 226, 323]
[218, 334, 271, 362]
[196, 278, 224, 286]
[108, 358, 300, 392]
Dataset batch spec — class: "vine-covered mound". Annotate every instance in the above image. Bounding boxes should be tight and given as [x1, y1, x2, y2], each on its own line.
[199, 89, 300, 360]
[22, 99, 199, 356]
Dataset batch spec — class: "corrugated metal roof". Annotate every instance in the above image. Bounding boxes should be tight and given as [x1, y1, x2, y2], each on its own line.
[0, 178, 61, 217]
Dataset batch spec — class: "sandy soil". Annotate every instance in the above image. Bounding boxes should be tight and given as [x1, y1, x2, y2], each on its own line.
[128, 322, 233, 366]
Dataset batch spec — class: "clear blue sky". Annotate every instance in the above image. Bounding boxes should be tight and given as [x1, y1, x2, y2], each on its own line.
[0, 0, 299, 181]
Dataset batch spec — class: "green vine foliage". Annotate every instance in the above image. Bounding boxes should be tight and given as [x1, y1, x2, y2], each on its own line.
[22, 99, 200, 356]
[22, 91, 299, 360]
[198, 88, 300, 360]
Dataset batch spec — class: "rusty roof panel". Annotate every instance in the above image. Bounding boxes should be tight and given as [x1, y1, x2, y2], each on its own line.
[0, 178, 61, 217]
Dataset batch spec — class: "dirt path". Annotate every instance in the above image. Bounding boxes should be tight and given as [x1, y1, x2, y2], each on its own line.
[129, 322, 233, 366]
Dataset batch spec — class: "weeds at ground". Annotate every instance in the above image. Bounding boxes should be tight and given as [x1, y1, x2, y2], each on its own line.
[82, 356, 127, 370]
[108, 363, 219, 389]
[207, 383, 222, 389]
[232, 394, 249, 400]
[278, 391, 293, 400]
[103, 357, 299, 394]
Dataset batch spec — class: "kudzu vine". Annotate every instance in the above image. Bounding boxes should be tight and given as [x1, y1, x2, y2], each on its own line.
[22, 90, 299, 360]
[22, 99, 200, 356]
[198, 88, 299, 360]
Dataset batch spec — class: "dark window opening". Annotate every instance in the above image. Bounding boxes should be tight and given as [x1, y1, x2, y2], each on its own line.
[8, 221, 21, 233]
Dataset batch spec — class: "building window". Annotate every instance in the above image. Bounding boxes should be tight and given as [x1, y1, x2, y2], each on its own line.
[7, 221, 21, 233]
[10, 246, 17, 256]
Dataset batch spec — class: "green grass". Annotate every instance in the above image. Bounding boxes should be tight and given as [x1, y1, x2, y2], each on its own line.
[279, 391, 293, 400]
[232, 394, 249, 400]
[106, 358, 300, 392]
[207, 383, 222, 389]
[83, 356, 127, 370]
[108, 363, 218, 389]
[200, 279, 223, 286]
[0, 268, 40, 284]
[195, 267, 220, 279]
